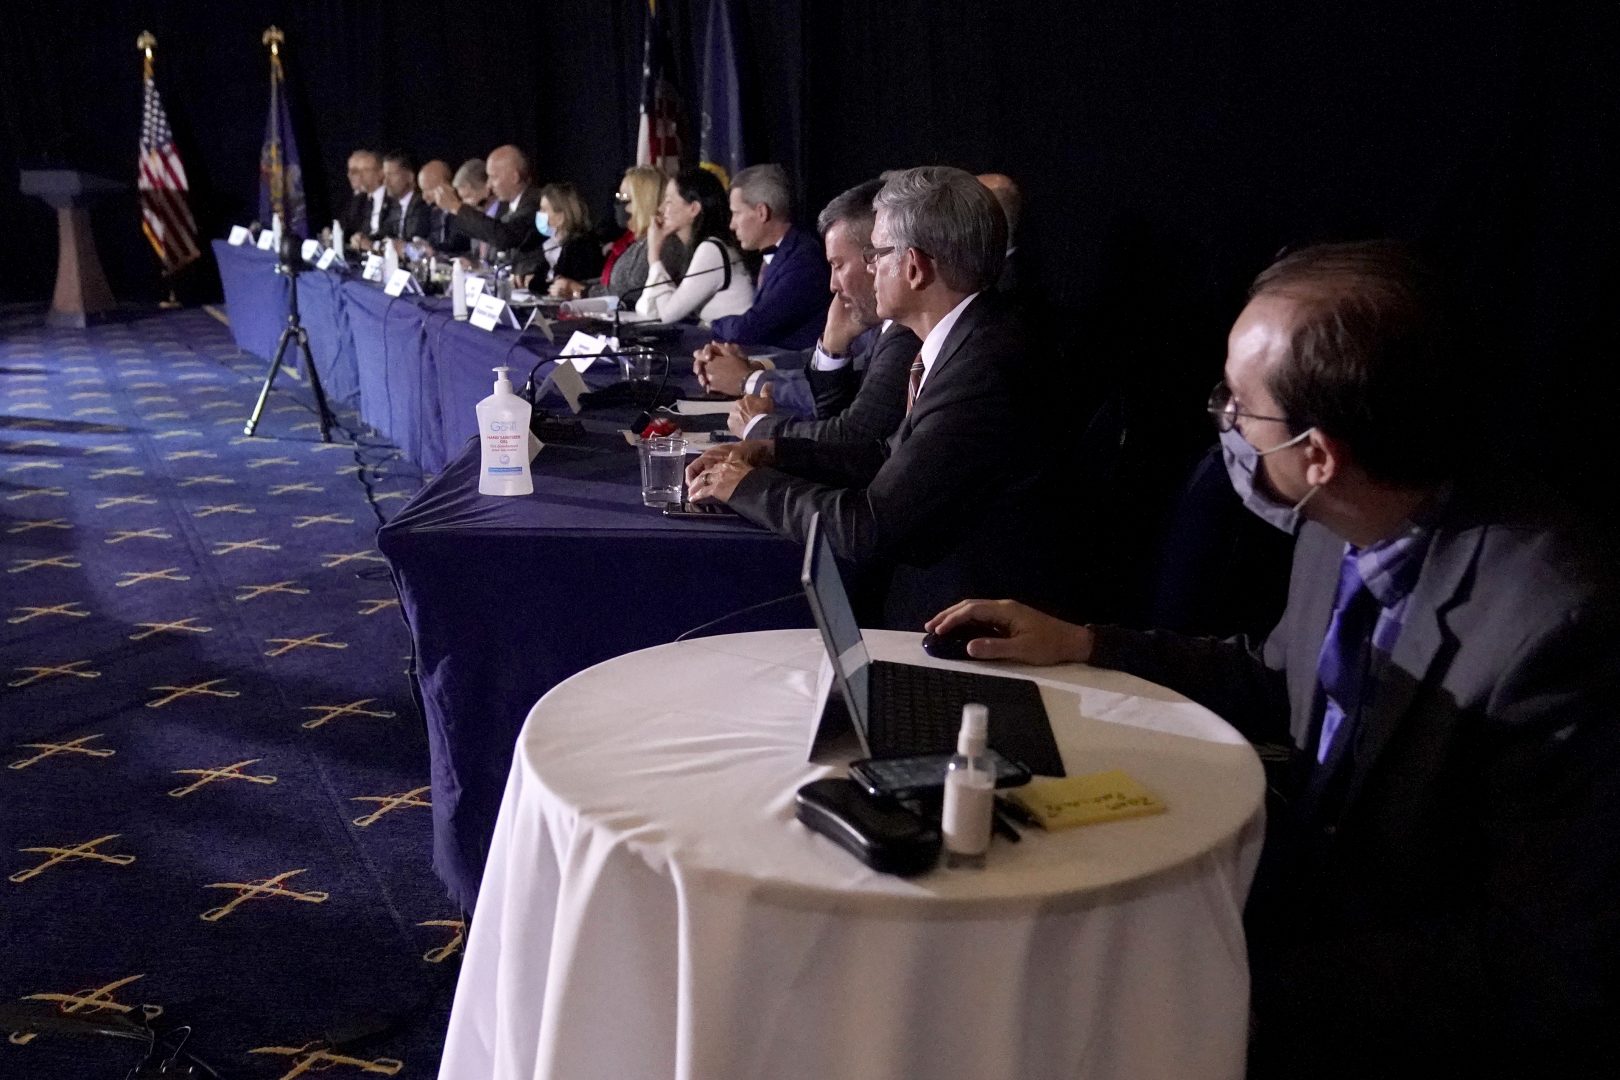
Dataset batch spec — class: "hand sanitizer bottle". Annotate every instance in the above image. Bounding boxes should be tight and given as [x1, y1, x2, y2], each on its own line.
[382, 240, 400, 286]
[943, 703, 995, 869]
[476, 366, 534, 496]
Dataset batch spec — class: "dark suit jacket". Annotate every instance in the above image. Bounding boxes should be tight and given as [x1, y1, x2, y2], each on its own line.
[1090, 477, 1620, 1077]
[338, 190, 372, 241]
[377, 192, 433, 242]
[453, 188, 542, 263]
[425, 206, 471, 256]
[707, 224, 829, 349]
[728, 293, 1062, 629]
[753, 322, 920, 445]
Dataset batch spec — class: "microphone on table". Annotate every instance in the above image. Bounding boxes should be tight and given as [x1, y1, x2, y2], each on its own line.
[520, 348, 675, 437]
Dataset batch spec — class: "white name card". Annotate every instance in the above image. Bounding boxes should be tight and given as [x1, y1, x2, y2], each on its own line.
[316, 248, 340, 270]
[383, 269, 421, 297]
[256, 229, 277, 251]
[550, 359, 588, 413]
[470, 294, 519, 332]
[361, 254, 384, 282]
[559, 331, 613, 373]
[464, 276, 488, 307]
[228, 225, 252, 246]
[301, 239, 322, 262]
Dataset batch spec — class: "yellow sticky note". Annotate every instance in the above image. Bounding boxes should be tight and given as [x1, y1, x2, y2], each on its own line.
[1007, 769, 1167, 830]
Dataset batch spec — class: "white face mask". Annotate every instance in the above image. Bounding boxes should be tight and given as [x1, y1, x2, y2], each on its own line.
[1219, 425, 1320, 533]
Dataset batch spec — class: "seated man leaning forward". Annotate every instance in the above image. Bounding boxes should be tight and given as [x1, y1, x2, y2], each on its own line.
[686, 166, 1062, 630]
[693, 178, 921, 442]
[927, 240, 1620, 1080]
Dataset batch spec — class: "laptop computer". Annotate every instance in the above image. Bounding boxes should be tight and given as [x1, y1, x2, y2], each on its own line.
[800, 514, 1066, 776]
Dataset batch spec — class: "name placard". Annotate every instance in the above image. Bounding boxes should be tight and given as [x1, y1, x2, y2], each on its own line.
[228, 226, 252, 246]
[464, 276, 488, 307]
[256, 229, 277, 251]
[559, 330, 613, 373]
[316, 248, 340, 270]
[301, 238, 322, 262]
[361, 254, 384, 282]
[549, 359, 588, 413]
[470, 294, 518, 332]
[383, 269, 421, 297]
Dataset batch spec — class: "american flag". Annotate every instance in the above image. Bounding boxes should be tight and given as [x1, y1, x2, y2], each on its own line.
[139, 54, 200, 273]
[635, 0, 682, 175]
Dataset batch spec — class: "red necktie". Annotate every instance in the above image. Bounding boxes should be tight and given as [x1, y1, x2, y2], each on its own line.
[905, 353, 925, 414]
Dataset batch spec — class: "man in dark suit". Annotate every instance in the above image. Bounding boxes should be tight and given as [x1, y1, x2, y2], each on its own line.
[706, 164, 830, 349]
[423, 144, 541, 267]
[927, 241, 1620, 1078]
[686, 166, 1062, 629]
[375, 150, 431, 243]
[416, 159, 469, 256]
[340, 148, 384, 252]
[708, 179, 920, 442]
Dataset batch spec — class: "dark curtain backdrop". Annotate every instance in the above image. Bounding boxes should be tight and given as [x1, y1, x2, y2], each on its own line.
[3, 0, 1616, 496]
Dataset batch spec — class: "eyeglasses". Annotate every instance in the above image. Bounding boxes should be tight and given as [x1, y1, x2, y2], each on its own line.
[860, 244, 897, 266]
[1207, 381, 1293, 433]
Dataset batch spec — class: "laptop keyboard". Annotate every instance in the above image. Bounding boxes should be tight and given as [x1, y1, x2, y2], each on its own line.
[867, 661, 1064, 775]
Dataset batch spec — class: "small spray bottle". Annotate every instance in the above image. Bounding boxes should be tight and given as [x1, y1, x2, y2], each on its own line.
[942, 703, 995, 869]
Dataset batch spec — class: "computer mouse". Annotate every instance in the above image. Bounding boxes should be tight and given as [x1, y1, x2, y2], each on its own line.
[920, 621, 1002, 661]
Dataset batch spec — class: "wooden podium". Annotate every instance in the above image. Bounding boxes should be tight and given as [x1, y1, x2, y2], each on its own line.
[21, 169, 126, 328]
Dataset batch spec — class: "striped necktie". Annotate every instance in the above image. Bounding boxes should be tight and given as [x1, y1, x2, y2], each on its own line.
[905, 353, 925, 414]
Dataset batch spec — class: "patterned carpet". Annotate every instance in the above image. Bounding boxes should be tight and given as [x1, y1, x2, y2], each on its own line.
[0, 307, 454, 1078]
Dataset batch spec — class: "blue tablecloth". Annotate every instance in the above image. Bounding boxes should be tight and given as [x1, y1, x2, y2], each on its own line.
[378, 431, 805, 912]
[213, 239, 289, 364]
[216, 241, 712, 473]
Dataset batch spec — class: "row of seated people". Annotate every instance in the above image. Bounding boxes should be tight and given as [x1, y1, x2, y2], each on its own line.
[336, 145, 848, 350]
[662, 165, 1615, 1079]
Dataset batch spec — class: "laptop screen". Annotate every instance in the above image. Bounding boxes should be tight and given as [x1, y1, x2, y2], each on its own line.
[800, 515, 872, 742]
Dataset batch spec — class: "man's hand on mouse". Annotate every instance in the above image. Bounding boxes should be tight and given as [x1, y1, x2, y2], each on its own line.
[925, 599, 1094, 665]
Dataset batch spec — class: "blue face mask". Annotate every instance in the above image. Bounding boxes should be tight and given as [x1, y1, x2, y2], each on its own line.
[535, 212, 555, 238]
[1219, 425, 1320, 534]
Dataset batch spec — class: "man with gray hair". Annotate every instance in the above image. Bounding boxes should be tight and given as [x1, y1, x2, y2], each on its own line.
[706, 163, 829, 349]
[686, 165, 1062, 628]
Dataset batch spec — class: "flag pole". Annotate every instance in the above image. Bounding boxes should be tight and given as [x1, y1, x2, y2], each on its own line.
[262, 27, 284, 235]
[138, 31, 181, 308]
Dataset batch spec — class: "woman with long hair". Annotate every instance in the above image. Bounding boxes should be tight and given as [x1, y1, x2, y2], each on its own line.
[635, 168, 753, 324]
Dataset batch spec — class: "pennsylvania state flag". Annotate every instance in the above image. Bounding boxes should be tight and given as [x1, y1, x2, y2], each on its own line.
[699, 0, 744, 186]
[258, 39, 307, 237]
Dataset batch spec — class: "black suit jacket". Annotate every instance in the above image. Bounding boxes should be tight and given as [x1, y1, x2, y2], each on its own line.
[425, 206, 471, 255]
[752, 322, 920, 445]
[338, 190, 372, 240]
[1090, 476, 1620, 1077]
[453, 188, 542, 263]
[728, 293, 1063, 629]
[377, 192, 432, 242]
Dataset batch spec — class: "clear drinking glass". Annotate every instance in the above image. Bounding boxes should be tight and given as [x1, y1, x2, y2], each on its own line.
[638, 435, 686, 506]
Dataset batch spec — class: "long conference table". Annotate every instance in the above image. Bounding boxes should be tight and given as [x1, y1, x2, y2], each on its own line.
[215, 240, 806, 911]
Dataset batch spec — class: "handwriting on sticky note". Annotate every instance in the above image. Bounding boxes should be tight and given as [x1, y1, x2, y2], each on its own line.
[1007, 769, 1166, 830]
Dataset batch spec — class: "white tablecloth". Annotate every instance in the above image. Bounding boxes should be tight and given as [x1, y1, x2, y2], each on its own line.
[440, 629, 1265, 1080]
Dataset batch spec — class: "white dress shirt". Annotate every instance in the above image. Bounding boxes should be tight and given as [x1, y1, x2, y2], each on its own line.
[367, 186, 387, 234]
[916, 292, 978, 395]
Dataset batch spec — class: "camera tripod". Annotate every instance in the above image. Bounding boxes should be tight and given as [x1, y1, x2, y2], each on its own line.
[244, 238, 336, 441]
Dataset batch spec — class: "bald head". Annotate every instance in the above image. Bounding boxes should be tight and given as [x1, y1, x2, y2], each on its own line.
[417, 159, 452, 197]
[486, 145, 531, 203]
[976, 172, 1021, 238]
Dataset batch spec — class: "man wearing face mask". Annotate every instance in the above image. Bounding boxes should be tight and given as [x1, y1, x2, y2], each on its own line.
[927, 241, 1620, 1079]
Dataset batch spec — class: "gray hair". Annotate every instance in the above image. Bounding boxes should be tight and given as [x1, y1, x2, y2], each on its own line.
[731, 163, 792, 220]
[453, 158, 488, 188]
[874, 166, 1006, 293]
[815, 179, 884, 248]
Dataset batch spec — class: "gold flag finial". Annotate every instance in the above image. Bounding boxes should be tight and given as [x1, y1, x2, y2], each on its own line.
[136, 31, 156, 61]
[262, 25, 284, 56]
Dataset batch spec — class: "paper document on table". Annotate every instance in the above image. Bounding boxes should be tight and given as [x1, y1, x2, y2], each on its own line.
[1006, 770, 1166, 830]
[673, 398, 734, 415]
